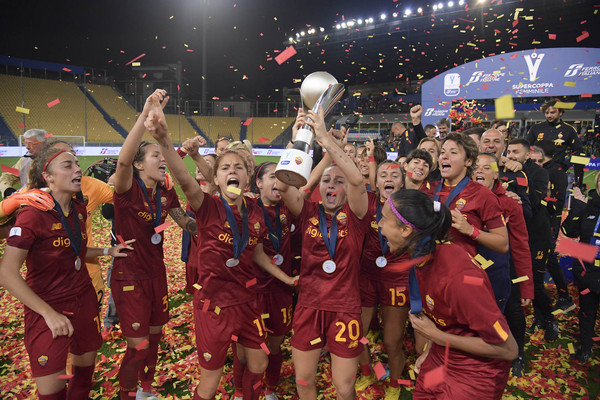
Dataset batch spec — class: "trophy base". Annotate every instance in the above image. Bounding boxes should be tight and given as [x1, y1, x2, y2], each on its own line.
[275, 148, 313, 188]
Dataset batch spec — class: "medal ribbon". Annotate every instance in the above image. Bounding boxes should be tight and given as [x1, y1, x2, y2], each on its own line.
[376, 201, 389, 256]
[220, 196, 249, 259]
[53, 198, 83, 261]
[136, 177, 162, 229]
[433, 175, 470, 206]
[258, 198, 282, 253]
[318, 205, 340, 260]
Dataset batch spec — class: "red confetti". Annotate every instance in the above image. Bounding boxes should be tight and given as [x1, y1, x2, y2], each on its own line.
[17, 123, 25, 129]
[61, 310, 74, 316]
[398, 379, 414, 387]
[592, 337, 600, 342]
[516, 177, 528, 187]
[243, 118, 253, 126]
[1, 165, 20, 175]
[56, 374, 74, 380]
[202, 299, 210, 312]
[135, 339, 149, 351]
[44, 133, 53, 138]
[581, 93, 593, 98]
[297, 379, 308, 386]
[548, 33, 556, 40]
[253, 380, 262, 390]
[258, 137, 271, 143]
[463, 275, 484, 286]
[386, 256, 427, 273]
[274, 46, 297, 65]
[231, 334, 238, 342]
[556, 239, 598, 263]
[125, 53, 146, 66]
[331, 189, 343, 196]
[544, 197, 557, 203]
[359, 337, 369, 345]
[423, 365, 445, 389]
[116, 234, 127, 247]
[576, 31, 589, 42]
[260, 342, 270, 355]
[62, 67, 72, 72]
[47, 98, 60, 108]
[246, 278, 257, 288]
[580, 288, 590, 295]
[407, 172, 413, 178]
[154, 220, 172, 233]
[373, 362, 386, 380]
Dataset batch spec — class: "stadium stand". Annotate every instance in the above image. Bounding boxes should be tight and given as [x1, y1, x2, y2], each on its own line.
[0, 74, 123, 143]
[245, 117, 294, 145]
[189, 116, 241, 143]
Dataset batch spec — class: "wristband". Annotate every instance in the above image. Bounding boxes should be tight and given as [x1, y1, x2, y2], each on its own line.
[176, 148, 187, 159]
[470, 226, 481, 240]
[103, 247, 110, 256]
[368, 156, 375, 163]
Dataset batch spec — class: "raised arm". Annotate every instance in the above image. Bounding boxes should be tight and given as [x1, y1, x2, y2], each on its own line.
[183, 137, 214, 184]
[144, 94, 205, 211]
[305, 107, 368, 219]
[299, 151, 332, 199]
[114, 89, 167, 194]
[365, 137, 377, 190]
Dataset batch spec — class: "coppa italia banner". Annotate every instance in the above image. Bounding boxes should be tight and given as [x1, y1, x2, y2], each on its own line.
[421, 47, 600, 127]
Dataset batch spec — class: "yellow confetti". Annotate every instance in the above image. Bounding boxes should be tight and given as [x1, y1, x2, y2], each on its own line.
[493, 321, 509, 341]
[554, 101, 576, 109]
[495, 95, 515, 120]
[261, 313, 270, 319]
[310, 337, 322, 345]
[131, 62, 141, 67]
[491, 162, 499, 172]
[193, 283, 202, 290]
[563, 81, 576, 87]
[409, 369, 416, 380]
[552, 309, 563, 315]
[15, 106, 30, 114]
[214, 306, 221, 315]
[568, 343, 575, 354]
[123, 285, 134, 291]
[570, 156, 591, 165]
[475, 254, 494, 270]
[595, 260, 600, 267]
[227, 186, 242, 195]
[512, 276, 529, 284]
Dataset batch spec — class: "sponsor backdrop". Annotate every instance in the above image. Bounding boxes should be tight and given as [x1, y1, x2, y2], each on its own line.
[421, 47, 600, 127]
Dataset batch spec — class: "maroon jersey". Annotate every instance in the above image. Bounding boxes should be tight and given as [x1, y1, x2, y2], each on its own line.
[112, 182, 180, 280]
[193, 195, 268, 308]
[297, 199, 370, 314]
[493, 183, 534, 299]
[7, 201, 90, 303]
[435, 180, 505, 256]
[419, 180, 436, 197]
[253, 200, 294, 294]
[415, 242, 511, 395]
[360, 192, 409, 283]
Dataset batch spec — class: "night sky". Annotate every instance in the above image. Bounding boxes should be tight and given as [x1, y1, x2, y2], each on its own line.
[1, 0, 598, 101]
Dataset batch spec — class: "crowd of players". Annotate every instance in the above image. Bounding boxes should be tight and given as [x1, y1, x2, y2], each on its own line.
[0, 91, 597, 400]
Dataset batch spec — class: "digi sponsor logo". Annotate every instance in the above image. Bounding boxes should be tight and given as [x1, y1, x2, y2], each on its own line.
[53, 233, 87, 247]
[218, 232, 259, 246]
[443, 73, 461, 96]
[305, 225, 348, 239]
[564, 63, 600, 77]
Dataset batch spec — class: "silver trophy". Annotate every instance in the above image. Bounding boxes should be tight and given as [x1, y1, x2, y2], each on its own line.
[275, 71, 345, 187]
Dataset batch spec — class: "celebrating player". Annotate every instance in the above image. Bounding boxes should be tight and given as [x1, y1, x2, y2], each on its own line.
[379, 189, 517, 399]
[0, 147, 133, 400]
[277, 106, 370, 400]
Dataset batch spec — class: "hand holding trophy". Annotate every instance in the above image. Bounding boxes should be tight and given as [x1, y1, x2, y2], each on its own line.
[275, 71, 345, 187]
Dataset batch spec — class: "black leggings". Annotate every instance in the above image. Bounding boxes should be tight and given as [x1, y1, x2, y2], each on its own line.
[531, 247, 553, 319]
[577, 285, 600, 350]
[504, 282, 526, 356]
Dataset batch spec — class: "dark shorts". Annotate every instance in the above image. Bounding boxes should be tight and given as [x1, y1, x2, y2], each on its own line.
[25, 284, 102, 377]
[111, 275, 169, 337]
[291, 305, 364, 358]
[257, 286, 294, 337]
[360, 277, 410, 308]
[193, 299, 266, 370]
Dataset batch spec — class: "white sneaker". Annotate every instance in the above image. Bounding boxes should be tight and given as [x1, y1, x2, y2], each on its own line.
[136, 387, 163, 400]
[233, 397, 243, 400]
[265, 393, 278, 400]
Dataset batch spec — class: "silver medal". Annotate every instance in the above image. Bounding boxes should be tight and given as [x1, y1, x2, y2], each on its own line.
[151, 233, 162, 245]
[226, 258, 240, 268]
[376, 256, 388, 268]
[75, 256, 82, 271]
[322, 260, 337, 274]
[273, 254, 284, 266]
[290, 224, 296, 232]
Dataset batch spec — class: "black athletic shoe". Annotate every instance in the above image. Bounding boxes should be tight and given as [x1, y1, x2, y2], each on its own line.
[544, 319, 559, 341]
[554, 297, 576, 313]
[511, 356, 525, 377]
[570, 347, 593, 364]
[526, 319, 544, 334]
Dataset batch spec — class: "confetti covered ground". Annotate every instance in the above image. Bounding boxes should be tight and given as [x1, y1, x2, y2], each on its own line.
[1, 207, 599, 399]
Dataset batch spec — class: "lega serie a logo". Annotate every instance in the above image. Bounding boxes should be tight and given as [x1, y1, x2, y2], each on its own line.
[524, 52, 544, 82]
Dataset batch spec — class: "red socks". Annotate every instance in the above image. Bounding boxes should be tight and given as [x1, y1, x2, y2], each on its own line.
[140, 332, 162, 391]
[359, 363, 372, 377]
[232, 346, 246, 395]
[38, 388, 66, 400]
[265, 352, 283, 389]
[119, 347, 149, 399]
[67, 365, 95, 399]
[242, 370, 264, 400]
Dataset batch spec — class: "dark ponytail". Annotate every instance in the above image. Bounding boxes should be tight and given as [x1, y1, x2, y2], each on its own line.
[389, 189, 452, 256]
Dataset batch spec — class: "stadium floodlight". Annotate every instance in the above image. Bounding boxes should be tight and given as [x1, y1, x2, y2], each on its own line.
[300, 31, 305, 36]
[289, 37, 294, 42]
[392, 12, 398, 17]
[320, 27, 325, 32]
[438, 2, 444, 9]
[368, 17, 374, 23]
[404, 9, 411, 16]
[336, 24, 341, 29]
[296, 33, 300, 37]
[448, 1, 454, 6]
[348, 20, 355, 27]
[417, 7, 423, 13]
[380, 13, 387, 20]
[433, 4, 438, 10]
[341, 22, 347, 28]
[459, 0, 465, 4]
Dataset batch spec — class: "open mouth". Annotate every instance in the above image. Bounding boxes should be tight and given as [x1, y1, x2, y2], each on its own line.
[440, 162, 451, 173]
[72, 176, 82, 184]
[272, 187, 280, 197]
[325, 190, 339, 204]
[227, 178, 240, 188]
[474, 175, 485, 183]
[158, 164, 167, 174]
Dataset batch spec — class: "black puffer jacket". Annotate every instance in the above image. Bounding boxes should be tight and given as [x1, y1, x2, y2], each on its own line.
[561, 190, 600, 293]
